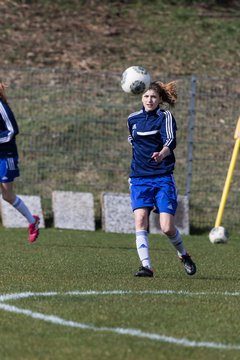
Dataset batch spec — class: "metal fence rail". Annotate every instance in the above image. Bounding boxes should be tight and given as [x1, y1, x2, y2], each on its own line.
[2, 68, 240, 233]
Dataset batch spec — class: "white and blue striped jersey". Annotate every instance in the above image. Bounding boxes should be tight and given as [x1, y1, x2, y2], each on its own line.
[0, 100, 19, 157]
[128, 106, 177, 177]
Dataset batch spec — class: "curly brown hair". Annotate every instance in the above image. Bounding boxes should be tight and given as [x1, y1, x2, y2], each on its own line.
[0, 82, 8, 102]
[148, 80, 177, 107]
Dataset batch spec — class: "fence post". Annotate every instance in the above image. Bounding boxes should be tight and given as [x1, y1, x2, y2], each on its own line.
[186, 75, 197, 205]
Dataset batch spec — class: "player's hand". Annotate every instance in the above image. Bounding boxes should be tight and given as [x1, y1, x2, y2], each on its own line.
[151, 152, 163, 162]
[151, 147, 171, 162]
[128, 135, 133, 145]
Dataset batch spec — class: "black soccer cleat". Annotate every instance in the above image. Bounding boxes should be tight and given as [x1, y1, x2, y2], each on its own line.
[179, 253, 197, 276]
[134, 266, 154, 277]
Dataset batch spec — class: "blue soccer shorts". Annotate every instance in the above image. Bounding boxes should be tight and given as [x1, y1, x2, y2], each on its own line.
[129, 174, 178, 215]
[0, 157, 20, 183]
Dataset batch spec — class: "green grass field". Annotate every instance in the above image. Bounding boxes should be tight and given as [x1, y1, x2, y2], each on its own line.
[0, 228, 239, 360]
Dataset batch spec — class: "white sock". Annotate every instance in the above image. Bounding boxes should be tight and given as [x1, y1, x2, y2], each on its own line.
[12, 196, 35, 224]
[136, 230, 151, 269]
[167, 229, 187, 257]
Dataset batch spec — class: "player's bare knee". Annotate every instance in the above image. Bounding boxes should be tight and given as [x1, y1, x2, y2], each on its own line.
[135, 220, 148, 230]
[2, 193, 13, 204]
[161, 226, 172, 236]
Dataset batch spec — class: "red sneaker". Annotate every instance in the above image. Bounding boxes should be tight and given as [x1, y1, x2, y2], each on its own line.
[28, 215, 40, 243]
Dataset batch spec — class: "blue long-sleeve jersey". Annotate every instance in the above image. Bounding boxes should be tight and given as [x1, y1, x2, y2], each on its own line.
[128, 106, 177, 177]
[0, 100, 19, 157]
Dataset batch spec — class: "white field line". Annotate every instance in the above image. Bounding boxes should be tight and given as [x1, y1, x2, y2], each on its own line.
[0, 290, 240, 350]
[1, 289, 240, 302]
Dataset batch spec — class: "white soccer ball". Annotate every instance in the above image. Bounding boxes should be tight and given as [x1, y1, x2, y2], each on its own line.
[121, 66, 151, 95]
[209, 226, 228, 244]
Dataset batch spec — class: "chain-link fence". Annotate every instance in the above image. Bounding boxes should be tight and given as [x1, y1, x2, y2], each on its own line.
[2, 68, 240, 233]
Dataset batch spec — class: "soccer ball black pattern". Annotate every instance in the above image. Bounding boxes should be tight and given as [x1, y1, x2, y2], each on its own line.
[121, 66, 151, 95]
[209, 226, 228, 244]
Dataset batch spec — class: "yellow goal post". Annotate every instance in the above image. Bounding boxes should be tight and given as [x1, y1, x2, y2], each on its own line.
[214, 116, 240, 227]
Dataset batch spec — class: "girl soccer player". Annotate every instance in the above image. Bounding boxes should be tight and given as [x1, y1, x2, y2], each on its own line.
[0, 82, 40, 242]
[128, 80, 196, 277]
